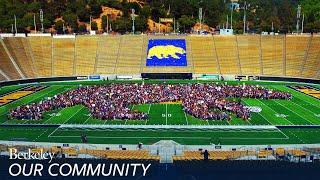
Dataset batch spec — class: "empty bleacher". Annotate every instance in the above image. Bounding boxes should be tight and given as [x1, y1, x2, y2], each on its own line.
[189, 36, 219, 74]
[28, 36, 53, 77]
[0, 39, 22, 80]
[116, 35, 144, 74]
[75, 36, 97, 75]
[214, 36, 240, 75]
[285, 36, 310, 77]
[301, 36, 320, 78]
[0, 73, 6, 81]
[237, 35, 261, 75]
[79, 149, 160, 160]
[173, 150, 255, 161]
[95, 36, 121, 74]
[0, 35, 319, 80]
[3, 38, 36, 78]
[52, 38, 75, 76]
[261, 36, 285, 76]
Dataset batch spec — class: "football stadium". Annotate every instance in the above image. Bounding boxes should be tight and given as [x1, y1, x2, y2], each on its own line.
[0, 0, 320, 179]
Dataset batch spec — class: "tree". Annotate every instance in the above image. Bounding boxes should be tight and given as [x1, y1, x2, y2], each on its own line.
[178, 15, 196, 33]
[55, 20, 64, 34]
[101, 15, 108, 32]
[91, 21, 98, 30]
[113, 17, 129, 34]
[63, 12, 78, 32]
[79, 24, 87, 33]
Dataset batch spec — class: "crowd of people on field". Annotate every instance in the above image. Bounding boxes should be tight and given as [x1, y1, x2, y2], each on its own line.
[9, 83, 292, 121]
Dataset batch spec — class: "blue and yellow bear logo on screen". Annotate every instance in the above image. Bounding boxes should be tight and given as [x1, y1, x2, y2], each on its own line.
[146, 39, 187, 66]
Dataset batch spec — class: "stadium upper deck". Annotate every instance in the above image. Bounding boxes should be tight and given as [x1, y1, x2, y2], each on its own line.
[0, 34, 319, 82]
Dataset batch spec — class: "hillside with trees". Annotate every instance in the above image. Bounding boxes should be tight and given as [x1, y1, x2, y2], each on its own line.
[0, 0, 319, 34]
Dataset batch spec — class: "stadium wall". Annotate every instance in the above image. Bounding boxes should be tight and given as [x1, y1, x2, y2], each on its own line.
[1, 35, 320, 81]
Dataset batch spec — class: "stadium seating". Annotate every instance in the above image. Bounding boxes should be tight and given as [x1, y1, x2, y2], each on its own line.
[0, 35, 319, 80]
[28, 36, 53, 77]
[79, 149, 160, 160]
[173, 150, 255, 161]
[287, 149, 308, 157]
[261, 36, 285, 76]
[3, 38, 36, 78]
[75, 36, 98, 75]
[0, 39, 22, 80]
[189, 36, 219, 74]
[95, 36, 121, 74]
[301, 36, 320, 78]
[52, 38, 75, 76]
[116, 35, 144, 74]
[237, 35, 261, 75]
[285, 35, 309, 77]
[214, 36, 240, 75]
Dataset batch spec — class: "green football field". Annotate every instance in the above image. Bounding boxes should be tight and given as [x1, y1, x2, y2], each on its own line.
[0, 80, 319, 145]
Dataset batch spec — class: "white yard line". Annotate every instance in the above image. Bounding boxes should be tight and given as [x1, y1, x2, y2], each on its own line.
[42, 86, 76, 124]
[183, 111, 189, 125]
[49, 135, 214, 139]
[165, 104, 168, 125]
[277, 128, 290, 139]
[257, 99, 294, 125]
[125, 105, 135, 125]
[47, 127, 60, 138]
[287, 130, 306, 144]
[145, 104, 152, 125]
[289, 99, 320, 119]
[272, 99, 314, 125]
[257, 110, 276, 125]
[60, 106, 85, 125]
[271, 85, 320, 109]
[33, 129, 48, 142]
[83, 114, 92, 124]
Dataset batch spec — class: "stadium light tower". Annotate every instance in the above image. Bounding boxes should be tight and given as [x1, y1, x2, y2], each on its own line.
[14, 15, 17, 34]
[296, 5, 301, 34]
[40, 9, 44, 33]
[34, 14, 37, 33]
[243, 1, 247, 34]
[131, 9, 135, 34]
[199, 8, 203, 33]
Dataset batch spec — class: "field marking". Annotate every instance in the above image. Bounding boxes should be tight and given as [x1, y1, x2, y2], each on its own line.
[289, 99, 320, 118]
[165, 104, 168, 125]
[83, 114, 92, 124]
[253, 108, 274, 125]
[257, 99, 294, 125]
[272, 99, 314, 125]
[145, 104, 152, 125]
[56, 128, 280, 133]
[33, 129, 48, 142]
[276, 128, 290, 139]
[42, 86, 77, 124]
[48, 135, 213, 139]
[125, 105, 135, 125]
[47, 134, 289, 140]
[275, 85, 320, 108]
[285, 130, 306, 144]
[183, 111, 189, 125]
[0, 86, 63, 112]
[1, 86, 65, 125]
[47, 127, 61, 137]
[60, 106, 85, 125]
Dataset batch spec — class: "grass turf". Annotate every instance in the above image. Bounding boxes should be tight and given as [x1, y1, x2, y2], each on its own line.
[0, 80, 319, 145]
